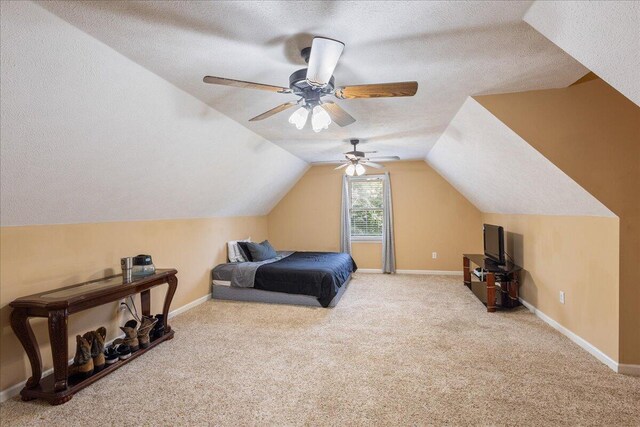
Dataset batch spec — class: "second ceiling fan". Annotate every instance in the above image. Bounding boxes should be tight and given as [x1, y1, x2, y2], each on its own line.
[312, 139, 400, 176]
[203, 37, 418, 133]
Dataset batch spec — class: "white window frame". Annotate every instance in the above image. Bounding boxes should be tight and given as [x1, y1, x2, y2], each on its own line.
[349, 174, 386, 242]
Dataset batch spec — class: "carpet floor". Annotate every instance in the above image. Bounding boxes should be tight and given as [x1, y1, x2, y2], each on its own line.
[1, 273, 639, 426]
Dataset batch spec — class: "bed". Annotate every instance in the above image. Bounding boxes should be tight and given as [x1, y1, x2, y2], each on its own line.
[211, 251, 357, 307]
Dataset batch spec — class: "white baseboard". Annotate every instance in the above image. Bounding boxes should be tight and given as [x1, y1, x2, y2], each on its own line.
[356, 269, 462, 276]
[168, 293, 211, 319]
[519, 298, 638, 376]
[0, 292, 212, 403]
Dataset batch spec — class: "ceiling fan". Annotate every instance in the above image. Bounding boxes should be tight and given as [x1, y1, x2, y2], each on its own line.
[203, 37, 418, 133]
[312, 139, 400, 176]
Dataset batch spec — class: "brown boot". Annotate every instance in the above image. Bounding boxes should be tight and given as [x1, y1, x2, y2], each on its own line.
[68, 335, 94, 379]
[84, 327, 106, 372]
[137, 316, 158, 349]
[116, 320, 139, 352]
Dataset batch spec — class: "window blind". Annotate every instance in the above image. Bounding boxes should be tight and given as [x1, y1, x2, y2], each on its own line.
[350, 178, 384, 237]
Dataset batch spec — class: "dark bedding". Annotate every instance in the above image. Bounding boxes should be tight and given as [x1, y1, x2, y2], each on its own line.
[253, 252, 357, 307]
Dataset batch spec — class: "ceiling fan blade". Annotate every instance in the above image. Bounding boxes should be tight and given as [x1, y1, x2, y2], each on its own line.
[362, 161, 385, 169]
[248, 102, 297, 122]
[203, 76, 291, 93]
[310, 160, 346, 165]
[306, 37, 345, 87]
[335, 81, 418, 99]
[321, 102, 356, 127]
[334, 163, 350, 170]
[368, 156, 401, 161]
[345, 153, 357, 160]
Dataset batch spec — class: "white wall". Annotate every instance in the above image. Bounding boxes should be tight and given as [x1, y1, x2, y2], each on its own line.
[525, 0, 640, 106]
[0, 1, 308, 226]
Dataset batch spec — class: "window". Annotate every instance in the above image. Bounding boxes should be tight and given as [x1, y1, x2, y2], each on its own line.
[349, 176, 385, 240]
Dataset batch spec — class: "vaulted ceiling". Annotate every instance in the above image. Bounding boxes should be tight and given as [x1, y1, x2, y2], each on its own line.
[2, 1, 637, 226]
[39, 0, 588, 162]
[426, 98, 615, 217]
[524, 1, 640, 106]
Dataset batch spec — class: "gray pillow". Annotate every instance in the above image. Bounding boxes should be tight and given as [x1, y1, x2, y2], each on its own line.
[245, 240, 277, 262]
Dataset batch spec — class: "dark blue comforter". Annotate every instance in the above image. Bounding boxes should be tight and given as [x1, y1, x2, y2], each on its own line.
[254, 252, 357, 307]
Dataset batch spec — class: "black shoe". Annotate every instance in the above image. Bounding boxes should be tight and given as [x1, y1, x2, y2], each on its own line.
[150, 314, 165, 341]
[104, 346, 119, 365]
[117, 345, 132, 360]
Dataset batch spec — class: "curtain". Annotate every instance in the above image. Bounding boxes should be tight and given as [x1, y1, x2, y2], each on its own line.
[382, 172, 396, 273]
[340, 174, 352, 254]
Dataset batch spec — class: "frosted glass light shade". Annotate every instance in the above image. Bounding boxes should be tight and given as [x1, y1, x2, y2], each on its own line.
[306, 37, 344, 87]
[345, 164, 356, 176]
[311, 105, 331, 132]
[355, 164, 366, 176]
[288, 107, 309, 130]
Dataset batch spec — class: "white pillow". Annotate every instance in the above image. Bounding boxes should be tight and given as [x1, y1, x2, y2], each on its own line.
[227, 238, 251, 263]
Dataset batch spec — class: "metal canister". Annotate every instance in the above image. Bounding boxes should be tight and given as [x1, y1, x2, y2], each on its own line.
[121, 257, 133, 282]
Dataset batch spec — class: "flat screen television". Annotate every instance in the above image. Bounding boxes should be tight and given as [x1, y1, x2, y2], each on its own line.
[483, 224, 505, 265]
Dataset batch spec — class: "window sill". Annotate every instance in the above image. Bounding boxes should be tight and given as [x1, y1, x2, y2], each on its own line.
[351, 238, 382, 243]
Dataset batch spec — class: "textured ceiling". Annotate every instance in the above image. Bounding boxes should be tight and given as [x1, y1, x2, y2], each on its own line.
[525, 1, 640, 106]
[0, 1, 307, 226]
[38, 0, 588, 162]
[426, 98, 614, 217]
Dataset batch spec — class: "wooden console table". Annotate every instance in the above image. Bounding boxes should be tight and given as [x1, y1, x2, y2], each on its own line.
[9, 269, 178, 405]
[463, 254, 522, 312]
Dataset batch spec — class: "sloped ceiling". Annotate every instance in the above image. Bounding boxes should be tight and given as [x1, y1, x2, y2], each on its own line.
[425, 98, 615, 217]
[37, 0, 588, 162]
[0, 1, 307, 226]
[524, 0, 640, 106]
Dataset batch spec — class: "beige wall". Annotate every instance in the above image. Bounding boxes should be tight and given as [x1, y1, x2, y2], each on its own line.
[483, 213, 620, 360]
[476, 76, 640, 364]
[268, 161, 484, 271]
[0, 216, 268, 390]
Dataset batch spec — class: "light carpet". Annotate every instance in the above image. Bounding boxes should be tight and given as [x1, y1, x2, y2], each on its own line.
[1, 274, 639, 426]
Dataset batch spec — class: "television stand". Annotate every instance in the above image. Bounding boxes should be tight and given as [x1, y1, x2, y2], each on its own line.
[463, 254, 522, 312]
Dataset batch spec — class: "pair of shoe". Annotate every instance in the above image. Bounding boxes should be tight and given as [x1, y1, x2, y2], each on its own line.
[68, 327, 107, 379]
[112, 315, 159, 352]
[104, 343, 132, 365]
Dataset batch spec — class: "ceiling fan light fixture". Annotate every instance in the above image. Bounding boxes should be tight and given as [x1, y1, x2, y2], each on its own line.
[311, 105, 331, 132]
[345, 164, 356, 176]
[355, 163, 366, 176]
[288, 106, 309, 130]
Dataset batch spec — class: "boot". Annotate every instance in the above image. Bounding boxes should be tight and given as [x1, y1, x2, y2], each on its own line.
[114, 320, 139, 352]
[68, 335, 94, 379]
[84, 327, 106, 372]
[137, 316, 158, 349]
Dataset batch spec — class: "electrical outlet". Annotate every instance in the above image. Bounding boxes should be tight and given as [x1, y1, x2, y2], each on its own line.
[432, 252, 437, 259]
[559, 291, 565, 304]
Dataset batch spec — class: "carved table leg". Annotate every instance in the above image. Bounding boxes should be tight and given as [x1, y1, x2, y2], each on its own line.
[162, 275, 178, 335]
[486, 273, 496, 312]
[140, 290, 151, 318]
[48, 309, 68, 392]
[10, 308, 42, 389]
[463, 256, 471, 289]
